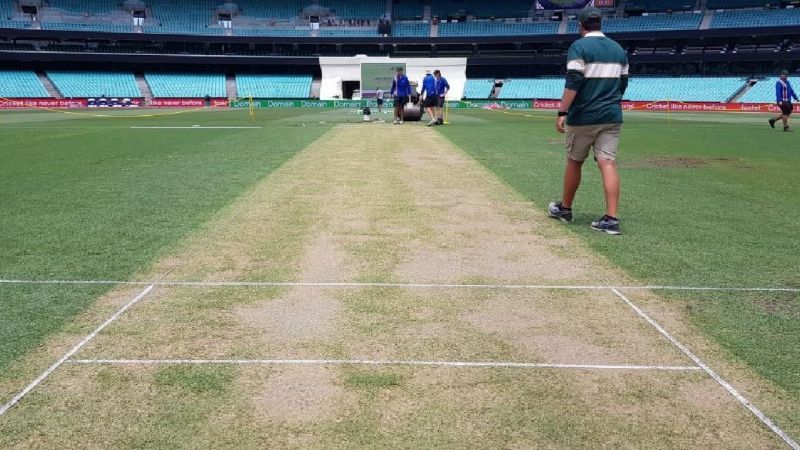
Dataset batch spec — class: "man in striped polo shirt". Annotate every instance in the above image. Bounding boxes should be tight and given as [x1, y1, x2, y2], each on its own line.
[548, 7, 628, 235]
[769, 70, 798, 132]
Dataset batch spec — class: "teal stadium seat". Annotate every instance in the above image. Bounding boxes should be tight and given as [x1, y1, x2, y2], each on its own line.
[463, 79, 494, 99]
[145, 73, 226, 97]
[0, 70, 49, 97]
[320, 28, 379, 37]
[738, 77, 800, 103]
[235, 74, 313, 98]
[47, 71, 141, 97]
[393, 22, 428, 37]
[711, 9, 800, 29]
[439, 21, 558, 37]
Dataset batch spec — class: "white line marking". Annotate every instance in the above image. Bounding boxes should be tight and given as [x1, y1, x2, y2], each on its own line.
[0, 279, 798, 292]
[610, 287, 800, 450]
[68, 359, 702, 371]
[130, 126, 262, 129]
[0, 284, 155, 417]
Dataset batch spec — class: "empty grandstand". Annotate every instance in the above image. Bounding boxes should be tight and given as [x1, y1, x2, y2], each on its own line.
[623, 77, 747, 102]
[0, 70, 49, 98]
[567, 13, 703, 33]
[46, 71, 141, 98]
[235, 74, 313, 98]
[440, 21, 559, 37]
[144, 73, 226, 98]
[710, 8, 800, 30]
[498, 78, 564, 99]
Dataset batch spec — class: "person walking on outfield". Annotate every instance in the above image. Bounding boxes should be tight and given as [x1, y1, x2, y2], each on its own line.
[421, 70, 438, 126]
[390, 67, 412, 125]
[769, 70, 798, 132]
[548, 7, 628, 235]
[434, 70, 450, 125]
[375, 87, 385, 114]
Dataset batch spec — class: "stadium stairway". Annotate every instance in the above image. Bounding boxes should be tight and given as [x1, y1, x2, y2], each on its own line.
[311, 78, 322, 98]
[135, 73, 153, 101]
[700, 9, 713, 30]
[226, 73, 237, 99]
[730, 81, 754, 103]
[37, 71, 62, 98]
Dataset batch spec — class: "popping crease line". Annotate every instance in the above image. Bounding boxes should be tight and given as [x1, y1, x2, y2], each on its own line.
[0, 278, 798, 292]
[609, 287, 800, 450]
[67, 359, 702, 371]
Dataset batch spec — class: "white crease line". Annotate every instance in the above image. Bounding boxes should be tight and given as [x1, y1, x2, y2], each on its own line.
[0, 284, 155, 416]
[130, 126, 262, 129]
[610, 287, 800, 450]
[68, 359, 702, 371]
[0, 278, 798, 292]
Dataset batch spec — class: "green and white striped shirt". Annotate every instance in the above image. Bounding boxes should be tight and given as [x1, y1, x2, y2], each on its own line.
[565, 31, 629, 126]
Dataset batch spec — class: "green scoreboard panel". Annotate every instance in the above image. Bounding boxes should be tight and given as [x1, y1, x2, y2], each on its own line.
[361, 62, 406, 98]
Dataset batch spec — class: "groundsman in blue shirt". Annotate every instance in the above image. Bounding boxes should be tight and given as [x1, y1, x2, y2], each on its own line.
[549, 6, 628, 236]
[769, 70, 799, 132]
[390, 67, 412, 124]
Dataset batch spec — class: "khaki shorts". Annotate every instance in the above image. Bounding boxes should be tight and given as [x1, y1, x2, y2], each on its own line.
[565, 123, 622, 162]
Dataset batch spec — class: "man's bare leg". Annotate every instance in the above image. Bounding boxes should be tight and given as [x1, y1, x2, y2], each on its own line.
[561, 158, 584, 209]
[597, 159, 620, 218]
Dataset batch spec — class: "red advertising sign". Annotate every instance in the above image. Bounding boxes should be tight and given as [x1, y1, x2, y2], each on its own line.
[149, 98, 229, 108]
[532, 99, 781, 113]
[0, 98, 88, 109]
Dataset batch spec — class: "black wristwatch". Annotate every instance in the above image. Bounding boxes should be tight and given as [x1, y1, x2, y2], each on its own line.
[557, 111, 568, 117]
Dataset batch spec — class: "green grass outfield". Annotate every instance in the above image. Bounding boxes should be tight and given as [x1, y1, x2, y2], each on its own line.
[0, 109, 337, 371]
[0, 106, 798, 445]
[437, 108, 800, 401]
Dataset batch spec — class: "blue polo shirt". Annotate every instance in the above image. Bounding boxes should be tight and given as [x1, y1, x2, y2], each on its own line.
[435, 76, 450, 96]
[776, 79, 798, 104]
[421, 74, 436, 97]
[391, 75, 411, 97]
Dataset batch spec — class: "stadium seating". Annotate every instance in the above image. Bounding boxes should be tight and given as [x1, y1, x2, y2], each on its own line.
[567, 13, 702, 33]
[626, 0, 695, 12]
[234, 28, 309, 37]
[392, 22, 428, 37]
[431, 0, 533, 19]
[439, 21, 559, 37]
[319, 27, 379, 37]
[706, 0, 769, 9]
[234, 0, 307, 20]
[710, 8, 800, 29]
[738, 77, 799, 103]
[235, 74, 313, 98]
[0, 70, 49, 97]
[623, 77, 747, 102]
[46, 0, 119, 14]
[41, 22, 132, 33]
[498, 78, 564, 99]
[393, 1, 425, 19]
[320, 0, 385, 19]
[47, 71, 141, 97]
[463, 79, 494, 99]
[145, 73, 226, 97]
